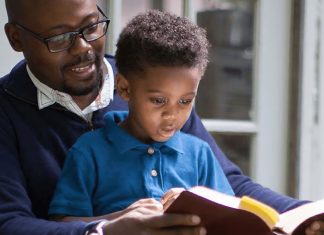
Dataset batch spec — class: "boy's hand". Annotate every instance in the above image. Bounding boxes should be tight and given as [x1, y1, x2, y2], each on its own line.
[125, 198, 163, 214]
[101, 198, 163, 220]
[306, 221, 324, 235]
[161, 187, 185, 210]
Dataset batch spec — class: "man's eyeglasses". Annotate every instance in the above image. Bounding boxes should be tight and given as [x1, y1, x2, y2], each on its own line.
[14, 7, 110, 53]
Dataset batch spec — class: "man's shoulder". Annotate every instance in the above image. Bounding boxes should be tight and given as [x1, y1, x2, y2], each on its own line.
[0, 60, 27, 84]
[104, 54, 115, 60]
[104, 54, 116, 73]
[0, 60, 37, 106]
[0, 60, 29, 95]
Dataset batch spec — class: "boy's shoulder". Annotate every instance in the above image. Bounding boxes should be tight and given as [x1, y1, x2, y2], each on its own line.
[72, 127, 107, 150]
[178, 131, 211, 150]
[72, 111, 128, 150]
[173, 131, 216, 161]
[104, 110, 128, 123]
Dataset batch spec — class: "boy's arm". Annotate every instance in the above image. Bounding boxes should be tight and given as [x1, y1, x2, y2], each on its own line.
[181, 108, 306, 213]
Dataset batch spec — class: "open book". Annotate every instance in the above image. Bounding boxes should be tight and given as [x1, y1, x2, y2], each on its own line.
[163, 186, 324, 235]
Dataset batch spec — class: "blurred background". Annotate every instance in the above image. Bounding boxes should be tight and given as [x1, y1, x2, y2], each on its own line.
[1, 0, 324, 201]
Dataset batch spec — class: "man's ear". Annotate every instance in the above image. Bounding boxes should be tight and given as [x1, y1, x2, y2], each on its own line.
[4, 23, 24, 52]
[116, 73, 130, 101]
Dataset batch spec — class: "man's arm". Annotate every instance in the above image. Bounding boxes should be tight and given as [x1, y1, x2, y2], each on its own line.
[0, 103, 90, 235]
[181, 108, 306, 213]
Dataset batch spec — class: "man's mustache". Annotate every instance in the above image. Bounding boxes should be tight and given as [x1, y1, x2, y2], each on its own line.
[64, 51, 96, 69]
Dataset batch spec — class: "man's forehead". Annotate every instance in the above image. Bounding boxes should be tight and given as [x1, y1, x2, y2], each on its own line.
[6, 0, 97, 17]
[6, 0, 40, 14]
[6, 0, 50, 21]
[7, 0, 98, 26]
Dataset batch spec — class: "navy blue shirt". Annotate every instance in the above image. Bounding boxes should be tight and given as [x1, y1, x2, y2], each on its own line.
[49, 111, 234, 216]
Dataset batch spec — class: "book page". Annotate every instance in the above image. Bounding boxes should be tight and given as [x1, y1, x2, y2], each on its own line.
[278, 198, 324, 234]
[189, 186, 240, 208]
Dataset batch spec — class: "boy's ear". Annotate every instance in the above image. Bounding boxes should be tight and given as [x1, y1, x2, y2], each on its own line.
[4, 23, 24, 52]
[116, 73, 130, 101]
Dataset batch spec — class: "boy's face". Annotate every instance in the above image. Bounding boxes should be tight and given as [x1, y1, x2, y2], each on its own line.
[119, 66, 202, 143]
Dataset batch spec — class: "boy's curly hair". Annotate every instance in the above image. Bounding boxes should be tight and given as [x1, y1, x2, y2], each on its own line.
[115, 9, 210, 76]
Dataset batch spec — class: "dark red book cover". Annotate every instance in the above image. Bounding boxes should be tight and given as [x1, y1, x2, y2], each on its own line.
[164, 190, 275, 235]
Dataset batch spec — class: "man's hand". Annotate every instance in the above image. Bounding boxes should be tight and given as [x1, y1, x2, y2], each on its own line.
[306, 221, 324, 235]
[102, 211, 206, 235]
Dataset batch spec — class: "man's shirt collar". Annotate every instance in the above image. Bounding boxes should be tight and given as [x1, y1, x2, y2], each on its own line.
[27, 58, 114, 121]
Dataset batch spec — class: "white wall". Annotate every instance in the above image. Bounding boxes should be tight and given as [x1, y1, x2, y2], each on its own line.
[0, 2, 23, 77]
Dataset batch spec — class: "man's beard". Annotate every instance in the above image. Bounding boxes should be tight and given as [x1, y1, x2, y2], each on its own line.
[62, 61, 103, 96]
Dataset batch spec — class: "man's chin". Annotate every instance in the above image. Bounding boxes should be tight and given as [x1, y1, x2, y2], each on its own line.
[62, 81, 99, 96]
[63, 74, 102, 96]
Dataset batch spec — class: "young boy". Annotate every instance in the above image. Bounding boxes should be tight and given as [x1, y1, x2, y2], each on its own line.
[48, 9, 233, 221]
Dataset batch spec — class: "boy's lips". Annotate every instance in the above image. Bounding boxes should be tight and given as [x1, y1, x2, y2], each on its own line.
[159, 126, 177, 138]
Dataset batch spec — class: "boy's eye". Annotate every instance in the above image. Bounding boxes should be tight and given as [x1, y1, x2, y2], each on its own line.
[150, 97, 167, 105]
[178, 99, 193, 105]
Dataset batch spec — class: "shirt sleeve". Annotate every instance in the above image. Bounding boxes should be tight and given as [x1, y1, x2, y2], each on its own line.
[0, 105, 88, 235]
[48, 146, 96, 217]
[181, 108, 307, 213]
[197, 143, 234, 196]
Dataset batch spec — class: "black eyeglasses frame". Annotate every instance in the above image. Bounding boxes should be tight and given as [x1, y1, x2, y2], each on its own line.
[14, 6, 110, 53]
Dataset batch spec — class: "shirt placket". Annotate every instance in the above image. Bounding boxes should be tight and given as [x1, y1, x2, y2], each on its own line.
[143, 146, 164, 199]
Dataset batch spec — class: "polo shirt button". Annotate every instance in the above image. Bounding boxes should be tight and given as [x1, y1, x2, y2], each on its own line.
[151, 169, 158, 177]
[147, 147, 155, 155]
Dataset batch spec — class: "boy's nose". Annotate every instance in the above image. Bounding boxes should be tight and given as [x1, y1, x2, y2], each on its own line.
[162, 106, 178, 120]
[162, 112, 175, 120]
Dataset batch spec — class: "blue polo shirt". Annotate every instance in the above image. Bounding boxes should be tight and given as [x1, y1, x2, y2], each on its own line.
[48, 111, 233, 217]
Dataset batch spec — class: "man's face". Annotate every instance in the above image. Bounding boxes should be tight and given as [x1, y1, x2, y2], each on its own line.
[123, 66, 202, 143]
[15, 0, 106, 96]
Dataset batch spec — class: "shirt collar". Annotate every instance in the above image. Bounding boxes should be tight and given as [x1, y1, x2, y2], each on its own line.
[27, 58, 114, 121]
[104, 111, 184, 155]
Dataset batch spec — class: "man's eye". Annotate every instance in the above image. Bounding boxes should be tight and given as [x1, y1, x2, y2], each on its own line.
[178, 99, 193, 105]
[151, 97, 167, 105]
[49, 33, 71, 43]
[85, 24, 99, 34]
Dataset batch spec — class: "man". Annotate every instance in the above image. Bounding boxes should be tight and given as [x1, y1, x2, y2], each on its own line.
[0, 0, 323, 235]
